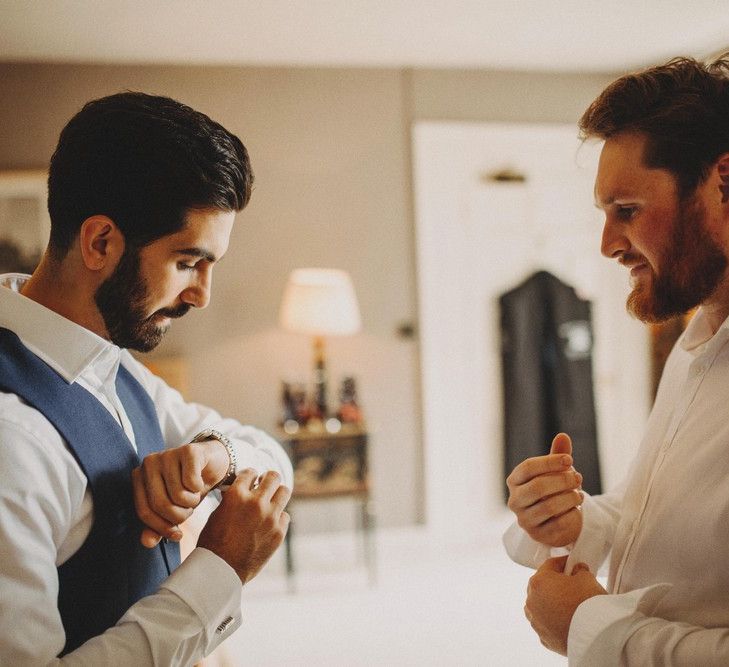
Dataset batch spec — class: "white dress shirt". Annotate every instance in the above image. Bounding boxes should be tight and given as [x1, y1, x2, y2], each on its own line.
[0, 273, 293, 665]
[504, 305, 729, 666]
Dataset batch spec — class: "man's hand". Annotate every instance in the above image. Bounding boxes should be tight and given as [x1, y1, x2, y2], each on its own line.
[524, 556, 607, 655]
[132, 438, 230, 547]
[506, 433, 584, 547]
[197, 469, 291, 584]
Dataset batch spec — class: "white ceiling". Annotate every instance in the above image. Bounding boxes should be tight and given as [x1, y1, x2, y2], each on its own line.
[1, 0, 728, 73]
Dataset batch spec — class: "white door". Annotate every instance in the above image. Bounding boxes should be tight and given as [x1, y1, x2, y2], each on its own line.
[412, 122, 650, 538]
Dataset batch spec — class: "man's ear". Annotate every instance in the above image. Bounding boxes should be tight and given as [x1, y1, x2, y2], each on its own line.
[716, 154, 729, 204]
[78, 216, 125, 272]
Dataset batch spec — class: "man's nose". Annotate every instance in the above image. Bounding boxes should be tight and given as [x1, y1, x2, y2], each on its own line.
[181, 276, 211, 309]
[600, 219, 628, 259]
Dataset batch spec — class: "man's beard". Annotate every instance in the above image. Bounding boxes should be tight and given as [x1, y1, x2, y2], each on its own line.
[95, 246, 191, 352]
[627, 194, 728, 323]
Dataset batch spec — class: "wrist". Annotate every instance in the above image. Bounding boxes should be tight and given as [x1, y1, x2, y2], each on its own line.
[191, 428, 237, 488]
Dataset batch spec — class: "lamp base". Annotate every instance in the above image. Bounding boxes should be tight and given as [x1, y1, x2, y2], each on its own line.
[312, 335, 328, 418]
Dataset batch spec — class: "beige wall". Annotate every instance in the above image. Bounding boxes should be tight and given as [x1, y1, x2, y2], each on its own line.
[0, 62, 616, 530]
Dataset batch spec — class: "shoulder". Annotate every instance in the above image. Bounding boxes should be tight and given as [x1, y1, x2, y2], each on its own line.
[0, 390, 87, 500]
[0, 390, 62, 452]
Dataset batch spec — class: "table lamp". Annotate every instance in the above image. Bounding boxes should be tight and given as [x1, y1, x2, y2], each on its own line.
[279, 268, 361, 421]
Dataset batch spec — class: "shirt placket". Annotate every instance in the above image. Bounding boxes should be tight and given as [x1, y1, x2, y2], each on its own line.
[83, 351, 138, 452]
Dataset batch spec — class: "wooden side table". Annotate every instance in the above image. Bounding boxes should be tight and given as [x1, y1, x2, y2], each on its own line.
[277, 424, 376, 591]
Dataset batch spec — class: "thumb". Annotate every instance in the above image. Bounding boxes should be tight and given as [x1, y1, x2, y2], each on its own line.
[550, 432, 573, 457]
[538, 555, 569, 573]
[572, 562, 590, 574]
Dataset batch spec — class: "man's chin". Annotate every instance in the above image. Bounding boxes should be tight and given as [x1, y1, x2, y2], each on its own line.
[627, 285, 700, 324]
[626, 287, 670, 323]
[124, 324, 169, 353]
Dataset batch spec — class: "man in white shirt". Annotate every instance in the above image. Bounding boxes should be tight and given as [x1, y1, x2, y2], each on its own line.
[504, 56, 729, 664]
[0, 92, 293, 664]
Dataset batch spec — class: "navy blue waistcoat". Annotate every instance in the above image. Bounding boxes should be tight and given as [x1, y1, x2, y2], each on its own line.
[0, 327, 181, 655]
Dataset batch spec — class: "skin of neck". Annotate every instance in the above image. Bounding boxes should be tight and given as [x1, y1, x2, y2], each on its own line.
[20, 218, 124, 341]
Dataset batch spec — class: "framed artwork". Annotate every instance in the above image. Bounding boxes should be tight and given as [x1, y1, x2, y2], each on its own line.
[0, 170, 50, 273]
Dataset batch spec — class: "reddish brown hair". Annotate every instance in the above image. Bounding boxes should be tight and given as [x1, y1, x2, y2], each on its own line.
[579, 55, 729, 198]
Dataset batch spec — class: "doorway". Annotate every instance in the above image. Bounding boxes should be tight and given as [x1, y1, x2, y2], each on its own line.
[412, 122, 650, 538]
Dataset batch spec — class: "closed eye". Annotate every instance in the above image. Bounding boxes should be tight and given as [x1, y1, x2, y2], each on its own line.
[616, 206, 637, 221]
[177, 261, 198, 271]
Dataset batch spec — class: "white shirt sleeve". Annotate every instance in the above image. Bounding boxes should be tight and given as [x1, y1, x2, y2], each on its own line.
[0, 415, 242, 665]
[502, 482, 624, 573]
[563, 483, 624, 575]
[568, 583, 729, 666]
[64, 550, 243, 667]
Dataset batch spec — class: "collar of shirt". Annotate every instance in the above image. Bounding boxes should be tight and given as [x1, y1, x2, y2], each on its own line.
[0, 272, 122, 386]
[679, 306, 729, 357]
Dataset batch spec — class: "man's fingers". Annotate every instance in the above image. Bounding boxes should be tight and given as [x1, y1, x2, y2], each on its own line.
[538, 555, 569, 573]
[510, 470, 582, 511]
[507, 453, 574, 488]
[572, 562, 590, 574]
[518, 489, 584, 528]
[132, 468, 184, 543]
[255, 471, 283, 500]
[271, 483, 292, 512]
[550, 432, 573, 456]
[230, 468, 258, 491]
[528, 507, 582, 545]
[140, 527, 163, 548]
[142, 464, 194, 524]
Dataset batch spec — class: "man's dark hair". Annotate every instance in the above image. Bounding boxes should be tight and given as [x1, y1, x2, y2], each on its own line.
[579, 55, 729, 198]
[47, 91, 253, 259]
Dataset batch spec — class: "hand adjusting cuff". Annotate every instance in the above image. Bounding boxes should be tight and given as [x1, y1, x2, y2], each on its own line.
[191, 428, 237, 489]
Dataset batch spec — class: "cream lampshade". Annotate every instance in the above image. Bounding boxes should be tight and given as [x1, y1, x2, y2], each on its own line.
[279, 268, 361, 420]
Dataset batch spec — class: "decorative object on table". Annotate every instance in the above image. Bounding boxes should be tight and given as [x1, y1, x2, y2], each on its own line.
[279, 267, 361, 423]
[337, 375, 363, 424]
[280, 380, 309, 432]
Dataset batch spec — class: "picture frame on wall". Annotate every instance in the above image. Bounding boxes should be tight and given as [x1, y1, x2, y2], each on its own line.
[0, 170, 50, 274]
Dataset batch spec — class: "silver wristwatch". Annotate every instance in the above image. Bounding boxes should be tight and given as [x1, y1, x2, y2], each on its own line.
[191, 428, 237, 488]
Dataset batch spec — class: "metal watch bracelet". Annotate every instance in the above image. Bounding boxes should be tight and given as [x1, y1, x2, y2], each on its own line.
[191, 428, 237, 488]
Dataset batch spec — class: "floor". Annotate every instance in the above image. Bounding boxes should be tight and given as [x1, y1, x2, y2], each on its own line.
[219, 512, 567, 667]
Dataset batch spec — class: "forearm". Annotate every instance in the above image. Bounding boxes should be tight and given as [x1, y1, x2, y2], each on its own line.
[623, 619, 729, 666]
[18, 550, 243, 666]
[568, 584, 729, 666]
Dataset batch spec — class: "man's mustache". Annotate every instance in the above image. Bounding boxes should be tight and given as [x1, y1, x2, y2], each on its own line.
[154, 303, 192, 319]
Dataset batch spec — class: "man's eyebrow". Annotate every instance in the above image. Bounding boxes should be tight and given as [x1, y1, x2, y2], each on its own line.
[174, 247, 220, 263]
[593, 194, 620, 209]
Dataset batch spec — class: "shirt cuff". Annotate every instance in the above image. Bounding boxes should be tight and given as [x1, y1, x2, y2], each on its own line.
[568, 583, 673, 666]
[161, 547, 243, 651]
[503, 521, 576, 569]
[564, 494, 613, 575]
